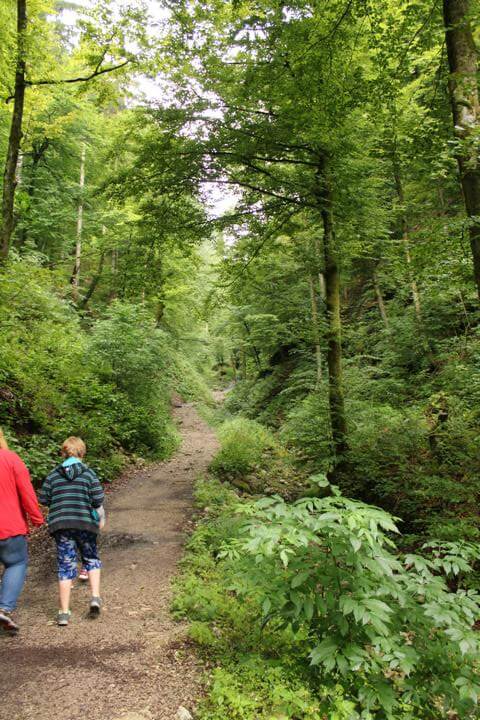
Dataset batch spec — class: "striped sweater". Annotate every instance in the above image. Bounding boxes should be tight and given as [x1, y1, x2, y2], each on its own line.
[39, 461, 104, 535]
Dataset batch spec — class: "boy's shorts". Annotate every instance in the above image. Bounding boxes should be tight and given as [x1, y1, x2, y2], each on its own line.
[53, 530, 102, 581]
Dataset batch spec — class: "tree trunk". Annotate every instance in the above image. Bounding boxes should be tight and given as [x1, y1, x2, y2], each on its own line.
[79, 252, 105, 310]
[318, 270, 326, 300]
[373, 271, 389, 329]
[156, 299, 165, 326]
[0, 0, 27, 261]
[392, 150, 422, 319]
[313, 236, 327, 300]
[309, 275, 323, 384]
[316, 156, 348, 467]
[443, 0, 480, 299]
[17, 138, 50, 248]
[241, 348, 247, 380]
[243, 320, 261, 371]
[71, 143, 86, 302]
[108, 247, 118, 301]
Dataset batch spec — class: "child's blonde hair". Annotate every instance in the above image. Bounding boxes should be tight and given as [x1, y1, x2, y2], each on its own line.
[0, 428, 9, 450]
[61, 436, 86, 458]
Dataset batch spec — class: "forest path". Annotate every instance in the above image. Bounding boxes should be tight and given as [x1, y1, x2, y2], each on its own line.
[0, 402, 219, 720]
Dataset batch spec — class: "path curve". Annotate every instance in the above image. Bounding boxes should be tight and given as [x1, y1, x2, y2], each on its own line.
[0, 403, 218, 720]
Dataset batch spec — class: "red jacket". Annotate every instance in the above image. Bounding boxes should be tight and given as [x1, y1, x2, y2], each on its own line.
[0, 449, 44, 540]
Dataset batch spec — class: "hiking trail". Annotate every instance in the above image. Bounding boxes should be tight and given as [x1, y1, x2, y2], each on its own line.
[0, 402, 219, 720]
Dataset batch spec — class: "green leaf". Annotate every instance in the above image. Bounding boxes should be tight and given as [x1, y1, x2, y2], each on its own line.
[303, 596, 314, 621]
[291, 571, 310, 588]
[309, 638, 339, 666]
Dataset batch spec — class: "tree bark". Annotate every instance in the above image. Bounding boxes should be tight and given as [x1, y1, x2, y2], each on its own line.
[316, 156, 348, 467]
[108, 248, 118, 301]
[79, 252, 105, 310]
[243, 319, 261, 371]
[392, 150, 422, 319]
[0, 0, 27, 261]
[309, 275, 323, 384]
[17, 137, 50, 248]
[443, 0, 480, 299]
[71, 143, 86, 302]
[241, 348, 247, 380]
[373, 271, 389, 329]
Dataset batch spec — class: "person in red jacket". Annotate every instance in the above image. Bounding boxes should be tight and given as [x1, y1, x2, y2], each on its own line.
[0, 428, 44, 634]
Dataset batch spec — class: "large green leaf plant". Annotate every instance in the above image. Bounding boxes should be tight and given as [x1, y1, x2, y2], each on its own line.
[223, 477, 480, 718]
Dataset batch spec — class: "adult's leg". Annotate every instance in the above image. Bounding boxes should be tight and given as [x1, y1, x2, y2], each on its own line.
[0, 536, 28, 612]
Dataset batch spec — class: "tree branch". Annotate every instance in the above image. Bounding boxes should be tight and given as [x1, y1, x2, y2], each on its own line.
[6, 59, 130, 101]
[27, 59, 130, 87]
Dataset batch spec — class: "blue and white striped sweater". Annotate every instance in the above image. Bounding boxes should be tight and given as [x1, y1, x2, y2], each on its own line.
[39, 461, 104, 535]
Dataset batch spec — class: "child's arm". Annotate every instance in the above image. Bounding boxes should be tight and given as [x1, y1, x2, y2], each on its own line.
[97, 505, 106, 529]
[38, 473, 52, 508]
[88, 470, 105, 509]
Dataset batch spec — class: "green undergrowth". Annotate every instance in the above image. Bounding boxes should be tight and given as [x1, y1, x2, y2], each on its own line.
[209, 417, 308, 497]
[0, 261, 212, 484]
[221, 372, 480, 544]
[173, 475, 480, 720]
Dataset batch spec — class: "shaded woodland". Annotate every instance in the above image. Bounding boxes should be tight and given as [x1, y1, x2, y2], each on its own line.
[2, 0, 480, 717]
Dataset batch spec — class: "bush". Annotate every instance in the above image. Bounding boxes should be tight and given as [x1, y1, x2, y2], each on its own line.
[0, 262, 211, 484]
[279, 389, 332, 470]
[224, 480, 480, 718]
[175, 476, 480, 719]
[210, 418, 277, 477]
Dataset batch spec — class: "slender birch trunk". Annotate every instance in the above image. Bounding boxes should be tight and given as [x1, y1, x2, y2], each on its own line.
[392, 150, 422, 319]
[71, 143, 86, 302]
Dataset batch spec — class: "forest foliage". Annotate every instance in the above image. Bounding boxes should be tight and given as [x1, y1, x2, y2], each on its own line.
[1, 0, 480, 717]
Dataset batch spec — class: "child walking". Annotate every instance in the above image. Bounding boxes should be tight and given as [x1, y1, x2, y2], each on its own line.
[40, 436, 104, 626]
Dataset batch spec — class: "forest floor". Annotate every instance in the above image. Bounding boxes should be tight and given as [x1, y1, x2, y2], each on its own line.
[0, 401, 219, 720]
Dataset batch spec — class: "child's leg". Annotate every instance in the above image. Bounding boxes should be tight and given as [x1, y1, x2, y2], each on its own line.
[54, 532, 78, 612]
[59, 579, 73, 613]
[88, 568, 101, 597]
[77, 532, 102, 598]
[79, 565, 89, 581]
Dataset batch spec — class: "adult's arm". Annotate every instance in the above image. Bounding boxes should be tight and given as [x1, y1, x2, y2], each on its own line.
[13, 454, 44, 526]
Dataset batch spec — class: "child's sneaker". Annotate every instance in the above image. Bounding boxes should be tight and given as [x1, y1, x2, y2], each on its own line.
[89, 597, 102, 617]
[78, 567, 88, 582]
[0, 609, 19, 634]
[57, 611, 71, 627]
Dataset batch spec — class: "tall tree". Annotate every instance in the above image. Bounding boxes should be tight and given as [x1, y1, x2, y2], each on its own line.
[316, 155, 348, 463]
[1, 0, 27, 261]
[71, 141, 86, 302]
[0, 0, 141, 262]
[442, 0, 480, 299]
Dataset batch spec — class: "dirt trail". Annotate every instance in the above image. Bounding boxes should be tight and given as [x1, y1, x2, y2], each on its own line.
[0, 403, 219, 720]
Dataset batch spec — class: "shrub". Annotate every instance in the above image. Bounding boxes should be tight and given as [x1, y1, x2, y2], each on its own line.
[222, 479, 480, 718]
[279, 389, 332, 469]
[0, 263, 210, 484]
[210, 418, 277, 477]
